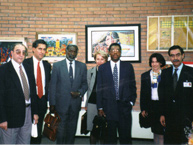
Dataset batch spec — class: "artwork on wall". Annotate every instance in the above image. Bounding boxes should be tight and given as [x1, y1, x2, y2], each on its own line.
[147, 15, 193, 51]
[85, 24, 141, 63]
[0, 37, 27, 65]
[36, 32, 77, 63]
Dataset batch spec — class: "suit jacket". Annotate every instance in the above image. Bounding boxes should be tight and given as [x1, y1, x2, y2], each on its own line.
[140, 70, 151, 112]
[85, 66, 97, 107]
[97, 61, 137, 121]
[49, 59, 88, 117]
[159, 64, 193, 126]
[0, 61, 37, 128]
[23, 57, 51, 114]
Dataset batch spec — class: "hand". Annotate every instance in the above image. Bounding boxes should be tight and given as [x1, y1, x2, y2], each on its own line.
[50, 105, 55, 113]
[84, 107, 87, 111]
[71, 91, 80, 98]
[141, 110, 148, 117]
[160, 115, 166, 127]
[98, 110, 106, 117]
[0, 121, 8, 130]
[33, 115, 39, 124]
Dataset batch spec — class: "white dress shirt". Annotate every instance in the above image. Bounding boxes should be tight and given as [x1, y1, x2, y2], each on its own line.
[66, 58, 75, 79]
[110, 60, 120, 88]
[11, 59, 31, 104]
[172, 63, 183, 80]
[33, 56, 46, 95]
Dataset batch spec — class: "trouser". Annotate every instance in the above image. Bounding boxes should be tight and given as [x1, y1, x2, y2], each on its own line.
[0, 106, 32, 144]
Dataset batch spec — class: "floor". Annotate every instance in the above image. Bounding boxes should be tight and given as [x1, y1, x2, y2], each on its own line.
[41, 136, 154, 144]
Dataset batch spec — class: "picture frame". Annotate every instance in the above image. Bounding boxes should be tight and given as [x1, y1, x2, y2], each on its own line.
[36, 32, 77, 64]
[0, 37, 27, 65]
[147, 15, 193, 51]
[85, 24, 141, 63]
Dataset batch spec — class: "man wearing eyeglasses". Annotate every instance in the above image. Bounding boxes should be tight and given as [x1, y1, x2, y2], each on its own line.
[159, 45, 193, 144]
[23, 39, 51, 144]
[97, 43, 137, 144]
[0, 43, 38, 144]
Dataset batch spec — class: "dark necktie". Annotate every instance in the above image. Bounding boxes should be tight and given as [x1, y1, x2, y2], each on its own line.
[173, 68, 178, 91]
[37, 62, 43, 98]
[113, 64, 119, 100]
[69, 62, 73, 86]
[19, 65, 29, 101]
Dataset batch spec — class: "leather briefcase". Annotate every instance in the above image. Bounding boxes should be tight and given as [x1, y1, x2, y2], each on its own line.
[43, 112, 61, 141]
[80, 111, 89, 135]
[92, 115, 108, 140]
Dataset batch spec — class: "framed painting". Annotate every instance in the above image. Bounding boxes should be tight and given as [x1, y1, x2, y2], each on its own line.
[85, 24, 141, 63]
[147, 15, 193, 51]
[0, 37, 27, 65]
[36, 32, 77, 63]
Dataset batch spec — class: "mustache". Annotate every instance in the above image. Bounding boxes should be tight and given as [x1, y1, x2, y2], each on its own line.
[173, 59, 179, 62]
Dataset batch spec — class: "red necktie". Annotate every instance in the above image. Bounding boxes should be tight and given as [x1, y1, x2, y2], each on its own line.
[37, 62, 43, 98]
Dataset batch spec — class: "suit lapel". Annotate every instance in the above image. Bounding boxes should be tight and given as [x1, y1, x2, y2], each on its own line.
[146, 70, 151, 95]
[8, 61, 24, 96]
[119, 61, 124, 97]
[89, 67, 97, 91]
[106, 62, 115, 93]
[175, 65, 185, 92]
[62, 59, 71, 85]
[43, 61, 49, 85]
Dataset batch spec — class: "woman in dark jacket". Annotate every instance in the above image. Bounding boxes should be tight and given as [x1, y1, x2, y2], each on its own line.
[140, 53, 166, 144]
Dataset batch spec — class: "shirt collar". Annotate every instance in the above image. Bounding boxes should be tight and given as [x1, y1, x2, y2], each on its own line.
[66, 58, 75, 65]
[11, 58, 22, 68]
[173, 63, 183, 72]
[33, 56, 42, 64]
[110, 60, 120, 66]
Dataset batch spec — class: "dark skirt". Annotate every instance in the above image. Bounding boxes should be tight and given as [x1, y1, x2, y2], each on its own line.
[150, 100, 164, 135]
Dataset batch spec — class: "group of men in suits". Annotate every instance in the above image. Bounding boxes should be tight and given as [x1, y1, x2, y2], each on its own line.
[0, 40, 87, 144]
[0, 39, 192, 145]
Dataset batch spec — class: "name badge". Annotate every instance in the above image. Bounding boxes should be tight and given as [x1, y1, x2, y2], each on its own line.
[183, 82, 192, 87]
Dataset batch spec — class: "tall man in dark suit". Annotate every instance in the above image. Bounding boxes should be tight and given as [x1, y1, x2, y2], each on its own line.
[97, 43, 137, 144]
[49, 44, 88, 144]
[0, 43, 38, 144]
[159, 45, 193, 144]
[23, 39, 51, 144]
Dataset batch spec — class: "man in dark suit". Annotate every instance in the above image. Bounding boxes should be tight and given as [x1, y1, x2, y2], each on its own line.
[159, 45, 193, 144]
[97, 43, 137, 144]
[0, 43, 38, 144]
[23, 39, 51, 144]
[49, 44, 88, 144]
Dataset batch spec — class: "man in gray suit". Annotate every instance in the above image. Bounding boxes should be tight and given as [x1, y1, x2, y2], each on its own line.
[49, 44, 88, 144]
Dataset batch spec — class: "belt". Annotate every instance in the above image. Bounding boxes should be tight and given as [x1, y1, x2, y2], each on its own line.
[25, 104, 31, 107]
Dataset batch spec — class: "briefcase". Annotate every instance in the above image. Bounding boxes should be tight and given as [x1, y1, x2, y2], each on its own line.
[43, 111, 61, 141]
[139, 112, 151, 128]
[92, 115, 108, 140]
[80, 111, 89, 135]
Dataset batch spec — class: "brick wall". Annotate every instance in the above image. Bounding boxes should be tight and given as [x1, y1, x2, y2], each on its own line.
[0, 0, 193, 110]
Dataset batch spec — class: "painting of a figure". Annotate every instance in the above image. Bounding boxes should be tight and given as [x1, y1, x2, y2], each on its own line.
[86, 24, 140, 63]
[92, 31, 135, 57]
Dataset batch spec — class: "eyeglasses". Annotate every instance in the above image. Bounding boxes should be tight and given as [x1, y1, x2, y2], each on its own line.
[170, 53, 181, 58]
[15, 50, 26, 56]
[110, 49, 121, 53]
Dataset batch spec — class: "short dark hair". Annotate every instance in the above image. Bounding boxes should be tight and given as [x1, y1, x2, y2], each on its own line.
[108, 43, 121, 52]
[168, 45, 184, 56]
[149, 53, 166, 67]
[66, 44, 79, 52]
[32, 39, 47, 48]
[12, 43, 27, 51]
